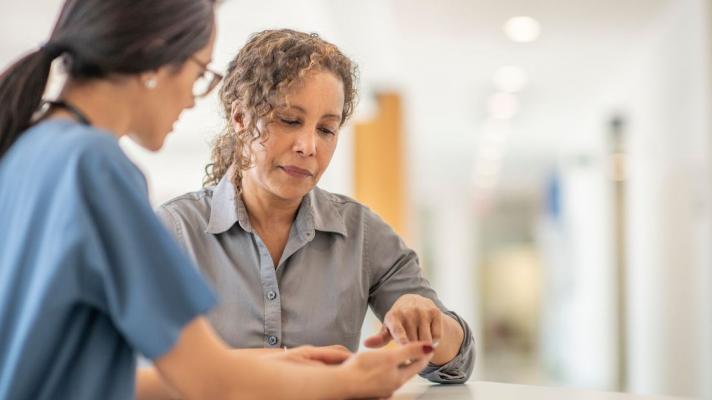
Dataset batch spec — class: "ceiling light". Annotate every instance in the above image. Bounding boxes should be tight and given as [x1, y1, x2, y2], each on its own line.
[503, 16, 541, 43]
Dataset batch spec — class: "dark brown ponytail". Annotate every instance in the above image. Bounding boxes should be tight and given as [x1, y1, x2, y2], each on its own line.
[0, 48, 58, 157]
[0, 0, 216, 159]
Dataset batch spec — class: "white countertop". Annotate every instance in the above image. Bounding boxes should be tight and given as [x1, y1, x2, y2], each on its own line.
[392, 381, 695, 400]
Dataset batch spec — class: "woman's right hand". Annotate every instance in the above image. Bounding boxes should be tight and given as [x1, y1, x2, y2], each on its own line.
[338, 341, 434, 399]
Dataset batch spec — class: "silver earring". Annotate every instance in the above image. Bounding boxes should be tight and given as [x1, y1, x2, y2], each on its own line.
[145, 78, 158, 89]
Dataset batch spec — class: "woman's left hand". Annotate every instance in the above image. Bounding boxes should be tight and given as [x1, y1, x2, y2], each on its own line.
[364, 294, 464, 366]
[364, 294, 443, 347]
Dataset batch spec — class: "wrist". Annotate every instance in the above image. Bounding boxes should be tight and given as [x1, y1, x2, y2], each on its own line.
[431, 313, 464, 365]
[332, 364, 357, 399]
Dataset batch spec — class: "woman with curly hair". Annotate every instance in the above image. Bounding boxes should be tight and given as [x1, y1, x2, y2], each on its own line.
[158, 29, 475, 383]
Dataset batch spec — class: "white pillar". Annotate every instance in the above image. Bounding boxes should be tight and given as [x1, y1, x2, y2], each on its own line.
[428, 188, 480, 366]
[624, 0, 711, 396]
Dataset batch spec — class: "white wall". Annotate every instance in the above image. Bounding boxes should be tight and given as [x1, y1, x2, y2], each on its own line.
[559, 157, 617, 389]
[538, 0, 712, 395]
[574, 0, 712, 396]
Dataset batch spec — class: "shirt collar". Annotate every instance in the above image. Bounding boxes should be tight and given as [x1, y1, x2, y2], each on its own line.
[205, 172, 347, 238]
[205, 169, 248, 234]
[303, 188, 348, 237]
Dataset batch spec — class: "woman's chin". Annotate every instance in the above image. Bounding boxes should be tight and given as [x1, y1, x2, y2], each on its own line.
[272, 186, 312, 202]
[143, 137, 166, 152]
[128, 132, 165, 152]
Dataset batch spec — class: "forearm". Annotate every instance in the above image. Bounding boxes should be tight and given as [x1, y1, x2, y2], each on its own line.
[156, 357, 349, 400]
[430, 313, 464, 365]
[216, 354, 349, 400]
[135, 349, 283, 400]
[154, 318, 351, 400]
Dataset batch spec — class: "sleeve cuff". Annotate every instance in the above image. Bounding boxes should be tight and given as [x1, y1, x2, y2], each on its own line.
[419, 310, 476, 384]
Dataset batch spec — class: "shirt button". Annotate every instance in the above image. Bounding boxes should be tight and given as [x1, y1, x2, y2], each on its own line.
[267, 290, 277, 300]
[267, 335, 278, 345]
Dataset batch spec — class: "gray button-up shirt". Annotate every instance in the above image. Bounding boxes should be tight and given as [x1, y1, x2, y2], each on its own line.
[156, 174, 475, 383]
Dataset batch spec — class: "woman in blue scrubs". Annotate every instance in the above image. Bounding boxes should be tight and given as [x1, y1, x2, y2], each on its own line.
[0, 1, 433, 399]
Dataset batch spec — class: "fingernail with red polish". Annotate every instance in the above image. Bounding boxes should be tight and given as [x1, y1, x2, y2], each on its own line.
[423, 345, 434, 354]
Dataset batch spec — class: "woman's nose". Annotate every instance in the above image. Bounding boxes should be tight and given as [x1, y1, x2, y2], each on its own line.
[293, 128, 317, 156]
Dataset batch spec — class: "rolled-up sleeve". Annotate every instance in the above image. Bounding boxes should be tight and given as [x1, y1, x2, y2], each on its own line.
[364, 209, 476, 383]
[420, 311, 476, 383]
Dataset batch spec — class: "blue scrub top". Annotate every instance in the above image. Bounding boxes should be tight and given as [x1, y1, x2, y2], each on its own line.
[0, 119, 217, 400]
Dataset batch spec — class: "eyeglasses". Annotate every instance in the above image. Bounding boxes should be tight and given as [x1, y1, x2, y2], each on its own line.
[189, 56, 223, 98]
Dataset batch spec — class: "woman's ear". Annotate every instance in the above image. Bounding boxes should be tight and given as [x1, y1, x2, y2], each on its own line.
[137, 70, 161, 90]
